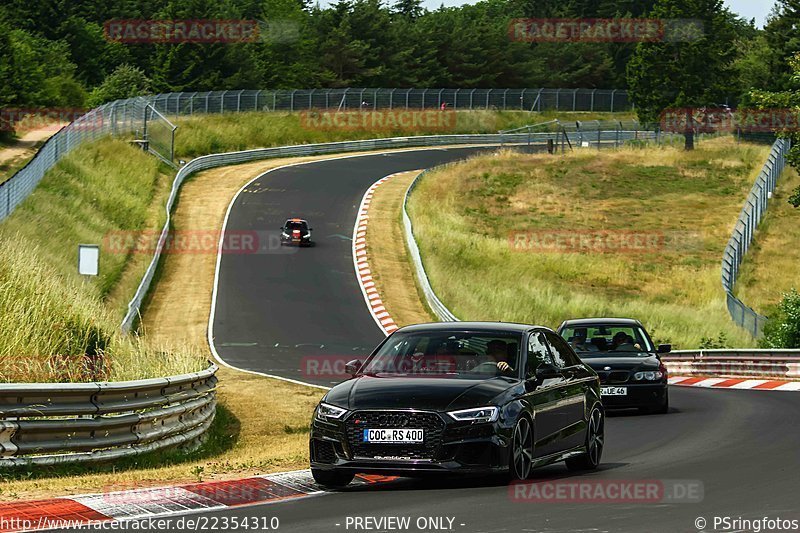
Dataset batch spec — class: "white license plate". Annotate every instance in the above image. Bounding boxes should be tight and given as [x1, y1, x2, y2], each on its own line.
[601, 386, 627, 396]
[363, 428, 424, 443]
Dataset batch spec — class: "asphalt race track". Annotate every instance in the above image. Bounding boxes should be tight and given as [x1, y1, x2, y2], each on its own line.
[211, 146, 495, 387]
[123, 147, 800, 532]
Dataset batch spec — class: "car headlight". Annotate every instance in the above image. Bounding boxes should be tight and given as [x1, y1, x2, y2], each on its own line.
[634, 371, 664, 381]
[447, 406, 499, 423]
[316, 402, 348, 422]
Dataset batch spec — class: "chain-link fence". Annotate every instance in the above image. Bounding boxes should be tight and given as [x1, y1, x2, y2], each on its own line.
[0, 88, 631, 224]
[722, 137, 791, 337]
[145, 88, 632, 117]
[0, 97, 175, 223]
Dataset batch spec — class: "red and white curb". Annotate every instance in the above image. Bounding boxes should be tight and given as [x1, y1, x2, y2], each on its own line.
[353, 173, 406, 336]
[669, 376, 800, 391]
[0, 470, 396, 532]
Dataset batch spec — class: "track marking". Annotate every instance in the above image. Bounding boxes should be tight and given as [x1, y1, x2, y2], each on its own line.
[669, 376, 799, 391]
[207, 147, 481, 389]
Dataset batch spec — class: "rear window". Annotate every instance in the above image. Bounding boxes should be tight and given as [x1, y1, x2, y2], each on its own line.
[286, 221, 307, 231]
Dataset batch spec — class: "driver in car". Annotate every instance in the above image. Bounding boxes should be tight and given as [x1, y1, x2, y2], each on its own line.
[485, 339, 515, 373]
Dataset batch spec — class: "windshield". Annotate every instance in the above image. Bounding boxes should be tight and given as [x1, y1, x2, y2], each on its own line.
[560, 325, 653, 356]
[359, 330, 523, 379]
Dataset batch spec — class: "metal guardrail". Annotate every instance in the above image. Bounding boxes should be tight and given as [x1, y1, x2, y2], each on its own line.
[664, 350, 800, 380]
[721, 138, 791, 337]
[0, 364, 217, 466]
[123, 129, 655, 332]
[0, 87, 631, 224]
[401, 129, 662, 323]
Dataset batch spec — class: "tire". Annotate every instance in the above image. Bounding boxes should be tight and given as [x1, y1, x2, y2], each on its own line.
[311, 468, 355, 488]
[566, 406, 603, 471]
[508, 416, 534, 481]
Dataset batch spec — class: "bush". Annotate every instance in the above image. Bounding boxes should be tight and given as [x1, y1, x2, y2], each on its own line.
[86, 64, 151, 108]
[760, 289, 800, 348]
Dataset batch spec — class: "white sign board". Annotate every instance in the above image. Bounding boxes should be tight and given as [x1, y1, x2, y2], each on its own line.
[78, 245, 99, 276]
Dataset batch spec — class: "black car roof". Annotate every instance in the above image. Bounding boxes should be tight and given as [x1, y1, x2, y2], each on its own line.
[395, 322, 548, 334]
[559, 317, 644, 328]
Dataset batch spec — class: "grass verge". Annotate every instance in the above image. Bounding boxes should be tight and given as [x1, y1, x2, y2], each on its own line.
[173, 110, 635, 159]
[0, 138, 204, 382]
[406, 137, 775, 349]
[365, 171, 435, 326]
[735, 166, 800, 315]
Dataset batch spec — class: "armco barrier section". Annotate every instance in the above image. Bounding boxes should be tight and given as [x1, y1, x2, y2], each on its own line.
[0, 364, 217, 467]
[401, 130, 660, 323]
[663, 350, 800, 380]
[122, 129, 655, 333]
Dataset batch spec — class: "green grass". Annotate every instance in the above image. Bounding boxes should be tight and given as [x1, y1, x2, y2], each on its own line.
[0, 138, 205, 382]
[174, 110, 635, 159]
[407, 137, 775, 349]
[736, 166, 800, 315]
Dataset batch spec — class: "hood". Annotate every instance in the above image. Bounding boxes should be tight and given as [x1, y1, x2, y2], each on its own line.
[324, 375, 516, 412]
[580, 354, 661, 372]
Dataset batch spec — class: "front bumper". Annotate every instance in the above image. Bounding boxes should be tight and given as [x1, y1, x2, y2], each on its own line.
[600, 382, 667, 408]
[310, 410, 511, 476]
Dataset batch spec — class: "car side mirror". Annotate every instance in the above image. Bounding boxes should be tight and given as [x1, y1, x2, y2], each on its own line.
[345, 359, 363, 376]
[657, 344, 672, 354]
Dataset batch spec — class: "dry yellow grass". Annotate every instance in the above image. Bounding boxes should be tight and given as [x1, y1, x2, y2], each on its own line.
[366, 171, 434, 327]
[735, 166, 800, 314]
[0, 147, 464, 500]
[407, 137, 773, 348]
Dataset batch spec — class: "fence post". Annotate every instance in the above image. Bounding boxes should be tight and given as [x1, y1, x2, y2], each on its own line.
[611, 89, 618, 113]
[309, 89, 315, 110]
[591, 89, 596, 112]
[503, 89, 509, 110]
[255, 89, 262, 111]
[572, 89, 577, 112]
[469, 89, 475, 109]
[519, 89, 525, 110]
[389, 88, 395, 109]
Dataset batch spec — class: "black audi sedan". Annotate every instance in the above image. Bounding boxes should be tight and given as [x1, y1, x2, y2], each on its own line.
[557, 318, 671, 414]
[309, 322, 603, 488]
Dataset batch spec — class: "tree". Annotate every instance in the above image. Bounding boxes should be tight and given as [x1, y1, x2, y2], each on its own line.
[626, 0, 738, 150]
[86, 65, 151, 107]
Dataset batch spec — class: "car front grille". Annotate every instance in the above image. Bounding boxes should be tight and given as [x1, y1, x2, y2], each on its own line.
[597, 370, 631, 384]
[345, 411, 445, 460]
